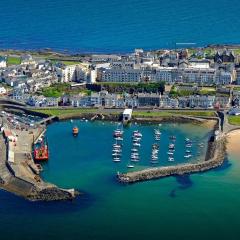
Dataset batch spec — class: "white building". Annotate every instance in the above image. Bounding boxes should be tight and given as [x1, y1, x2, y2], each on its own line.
[101, 69, 142, 82]
[56, 64, 90, 83]
[122, 109, 132, 122]
[182, 68, 216, 85]
[0, 87, 7, 95]
[189, 59, 210, 69]
[0, 56, 7, 68]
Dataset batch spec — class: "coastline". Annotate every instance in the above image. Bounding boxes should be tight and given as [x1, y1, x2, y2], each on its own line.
[1, 43, 240, 57]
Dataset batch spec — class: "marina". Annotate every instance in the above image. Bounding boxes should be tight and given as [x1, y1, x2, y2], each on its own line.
[0, 111, 237, 240]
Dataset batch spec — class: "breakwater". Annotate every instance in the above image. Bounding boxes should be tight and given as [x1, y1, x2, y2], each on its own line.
[117, 133, 226, 184]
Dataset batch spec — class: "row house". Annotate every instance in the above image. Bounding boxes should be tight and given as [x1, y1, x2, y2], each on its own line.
[215, 71, 233, 85]
[189, 95, 215, 108]
[137, 93, 161, 107]
[181, 68, 216, 85]
[160, 95, 178, 108]
[101, 69, 142, 82]
[214, 96, 230, 108]
[27, 96, 59, 107]
[178, 97, 189, 108]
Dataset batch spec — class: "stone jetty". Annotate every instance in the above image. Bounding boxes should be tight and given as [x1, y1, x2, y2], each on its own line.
[117, 133, 226, 184]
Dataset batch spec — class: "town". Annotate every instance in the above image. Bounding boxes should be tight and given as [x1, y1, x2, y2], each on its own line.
[1, 47, 240, 114]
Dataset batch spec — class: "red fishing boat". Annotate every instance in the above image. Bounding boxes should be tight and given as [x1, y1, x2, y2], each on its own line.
[34, 140, 49, 161]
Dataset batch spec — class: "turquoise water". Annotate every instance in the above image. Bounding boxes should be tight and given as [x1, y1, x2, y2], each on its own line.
[1, 120, 240, 240]
[1, 0, 240, 52]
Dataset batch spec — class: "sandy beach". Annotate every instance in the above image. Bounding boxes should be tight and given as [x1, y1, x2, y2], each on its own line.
[227, 130, 240, 156]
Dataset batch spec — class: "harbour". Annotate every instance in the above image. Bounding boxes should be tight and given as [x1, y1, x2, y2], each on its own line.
[0, 114, 238, 240]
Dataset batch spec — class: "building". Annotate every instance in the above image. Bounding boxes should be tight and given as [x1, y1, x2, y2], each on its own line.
[214, 96, 230, 108]
[0, 56, 7, 68]
[153, 67, 179, 84]
[138, 93, 161, 107]
[20, 54, 36, 65]
[214, 50, 235, 63]
[56, 65, 78, 82]
[101, 69, 142, 82]
[178, 97, 189, 108]
[181, 68, 216, 85]
[189, 95, 215, 108]
[215, 71, 233, 85]
[122, 109, 132, 122]
[0, 87, 7, 95]
[188, 59, 210, 69]
[91, 54, 121, 63]
[235, 68, 240, 85]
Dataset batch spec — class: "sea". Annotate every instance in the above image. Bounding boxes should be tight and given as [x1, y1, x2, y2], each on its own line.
[0, 120, 239, 240]
[0, 0, 240, 53]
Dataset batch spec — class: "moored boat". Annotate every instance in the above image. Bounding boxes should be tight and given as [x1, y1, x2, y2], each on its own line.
[72, 126, 79, 136]
[34, 140, 49, 161]
[127, 164, 135, 168]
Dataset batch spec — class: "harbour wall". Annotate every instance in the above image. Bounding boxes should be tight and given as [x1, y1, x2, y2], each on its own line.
[0, 128, 78, 201]
[117, 133, 226, 184]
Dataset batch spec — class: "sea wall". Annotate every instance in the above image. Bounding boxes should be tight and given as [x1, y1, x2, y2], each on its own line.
[117, 134, 226, 184]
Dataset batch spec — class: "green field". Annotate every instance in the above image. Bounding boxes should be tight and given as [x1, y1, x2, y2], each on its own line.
[133, 110, 216, 118]
[7, 57, 21, 65]
[228, 116, 240, 125]
[35, 108, 216, 118]
[41, 83, 92, 97]
[35, 108, 100, 117]
[61, 61, 81, 65]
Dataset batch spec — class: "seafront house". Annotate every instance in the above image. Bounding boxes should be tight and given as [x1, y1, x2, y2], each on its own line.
[214, 96, 230, 108]
[189, 95, 215, 108]
[137, 93, 161, 107]
[178, 96, 190, 108]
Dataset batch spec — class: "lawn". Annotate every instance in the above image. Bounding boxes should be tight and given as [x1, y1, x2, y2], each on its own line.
[41, 83, 92, 97]
[34, 108, 216, 119]
[133, 110, 216, 118]
[199, 87, 216, 96]
[7, 57, 21, 65]
[228, 115, 240, 125]
[34, 108, 99, 117]
[61, 61, 81, 65]
[42, 83, 70, 97]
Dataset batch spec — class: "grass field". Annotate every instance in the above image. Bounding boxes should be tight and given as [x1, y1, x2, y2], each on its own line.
[132, 110, 216, 118]
[228, 116, 240, 125]
[61, 61, 81, 65]
[35, 108, 216, 118]
[35, 108, 99, 117]
[7, 57, 21, 65]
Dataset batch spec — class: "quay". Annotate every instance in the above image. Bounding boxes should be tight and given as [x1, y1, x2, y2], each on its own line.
[0, 108, 78, 201]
